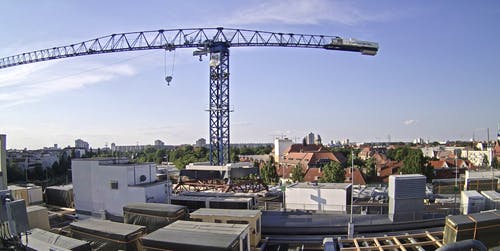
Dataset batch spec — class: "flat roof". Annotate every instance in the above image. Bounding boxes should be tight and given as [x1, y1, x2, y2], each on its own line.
[70, 218, 145, 236]
[167, 220, 248, 235]
[191, 208, 261, 218]
[480, 190, 500, 200]
[287, 182, 351, 190]
[390, 174, 426, 180]
[171, 195, 253, 202]
[462, 190, 483, 196]
[142, 226, 239, 250]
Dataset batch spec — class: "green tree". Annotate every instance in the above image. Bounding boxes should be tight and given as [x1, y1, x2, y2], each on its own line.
[7, 162, 24, 183]
[260, 157, 278, 185]
[365, 157, 376, 177]
[482, 154, 489, 167]
[290, 164, 304, 182]
[492, 157, 499, 169]
[320, 161, 345, 183]
[400, 149, 431, 178]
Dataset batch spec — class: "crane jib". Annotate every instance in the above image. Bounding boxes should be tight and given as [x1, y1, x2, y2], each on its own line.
[0, 27, 378, 166]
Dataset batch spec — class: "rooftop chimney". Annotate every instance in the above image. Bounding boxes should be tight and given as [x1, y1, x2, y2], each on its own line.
[0, 134, 7, 190]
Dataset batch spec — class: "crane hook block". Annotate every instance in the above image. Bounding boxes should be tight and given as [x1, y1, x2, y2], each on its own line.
[165, 76, 173, 85]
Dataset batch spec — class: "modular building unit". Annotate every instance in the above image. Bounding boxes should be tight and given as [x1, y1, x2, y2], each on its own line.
[171, 195, 253, 211]
[8, 184, 43, 206]
[123, 202, 188, 233]
[444, 210, 500, 248]
[141, 220, 250, 251]
[190, 208, 262, 249]
[181, 191, 258, 209]
[285, 182, 352, 212]
[21, 228, 91, 251]
[72, 158, 169, 218]
[70, 218, 145, 251]
[388, 174, 426, 222]
[46, 184, 74, 208]
[27, 205, 50, 230]
[481, 190, 500, 210]
[461, 190, 485, 215]
[432, 178, 465, 194]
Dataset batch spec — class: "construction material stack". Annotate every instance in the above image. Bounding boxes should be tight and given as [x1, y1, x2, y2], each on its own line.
[443, 210, 500, 248]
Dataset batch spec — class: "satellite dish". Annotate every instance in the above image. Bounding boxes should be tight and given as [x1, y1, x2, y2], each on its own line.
[165, 76, 173, 85]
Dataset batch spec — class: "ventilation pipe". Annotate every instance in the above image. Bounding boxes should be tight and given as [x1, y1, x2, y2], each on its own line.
[436, 239, 487, 251]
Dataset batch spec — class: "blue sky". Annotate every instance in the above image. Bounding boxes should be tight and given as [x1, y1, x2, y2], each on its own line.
[1, 1, 499, 149]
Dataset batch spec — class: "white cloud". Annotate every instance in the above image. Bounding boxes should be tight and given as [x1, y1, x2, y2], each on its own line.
[403, 119, 417, 126]
[0, 62, 136, 108]
[225, 0, 391, 26]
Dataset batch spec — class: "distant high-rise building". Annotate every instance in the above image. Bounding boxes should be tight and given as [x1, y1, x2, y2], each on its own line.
[304, 132, 315, 145]
[274, 138, 293, 163]
[154, 140, 165, 146]
[341, 139, 350, 146]
[195, 138, 207, 148]
[75, 139, 89, 150]
[314, 134, 322, 145]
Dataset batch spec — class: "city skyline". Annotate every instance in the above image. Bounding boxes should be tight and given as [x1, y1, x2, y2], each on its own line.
[1, 1, 500, 149]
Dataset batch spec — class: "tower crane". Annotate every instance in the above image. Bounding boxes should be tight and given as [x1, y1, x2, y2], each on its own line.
[0, 27, 379, 165]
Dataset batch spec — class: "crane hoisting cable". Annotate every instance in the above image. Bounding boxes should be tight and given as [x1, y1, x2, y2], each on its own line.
[164, 49, 176, 85]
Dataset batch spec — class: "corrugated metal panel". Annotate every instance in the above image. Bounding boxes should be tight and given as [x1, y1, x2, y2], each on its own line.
[389, 175, 426, 199]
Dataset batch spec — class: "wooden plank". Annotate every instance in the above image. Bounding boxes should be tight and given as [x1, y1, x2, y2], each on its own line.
[392, 236, 406, 251]
[426, 231, 443, 248]
[354, 239, 360, 249]
[372, 238, 384, 251]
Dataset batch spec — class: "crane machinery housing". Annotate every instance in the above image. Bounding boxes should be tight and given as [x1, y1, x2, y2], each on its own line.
[0, 27, 379, 166]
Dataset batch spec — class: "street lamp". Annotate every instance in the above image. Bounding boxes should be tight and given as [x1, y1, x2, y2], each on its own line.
[348, 150, 354, 238]
[454, 156, 458, 214]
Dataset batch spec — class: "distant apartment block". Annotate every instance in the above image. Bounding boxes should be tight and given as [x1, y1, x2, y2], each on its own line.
[110, 140, 171, 152]
[274, 138, 293, 163]
[75, 139, 89, 150]
[195, 138, 206, 148]
[72, 158, 169, 218]
[154, 139, 165, 146]
[7, 149, 60, 170]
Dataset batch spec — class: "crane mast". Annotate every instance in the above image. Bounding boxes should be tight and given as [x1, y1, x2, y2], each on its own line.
[0, 27, 378, 165]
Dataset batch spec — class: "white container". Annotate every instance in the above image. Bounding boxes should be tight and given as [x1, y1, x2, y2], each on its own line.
[480, 190, 500, 210]
[285, 182, 351, 212]
[461, 190, 485, 215]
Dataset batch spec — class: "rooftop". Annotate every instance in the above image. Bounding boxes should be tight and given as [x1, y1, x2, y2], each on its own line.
[190, 208, 261, 218]
[287, 182, 352, 190]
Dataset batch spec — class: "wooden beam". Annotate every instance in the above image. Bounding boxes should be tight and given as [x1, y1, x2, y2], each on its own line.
[372, 238, 384, 251]
[392, 236, 406, 251]
[426, 231, 443, 248]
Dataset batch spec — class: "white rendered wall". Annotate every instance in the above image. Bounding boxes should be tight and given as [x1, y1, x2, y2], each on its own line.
[285, 187, 347, 212]
[73, 160, 168, 217]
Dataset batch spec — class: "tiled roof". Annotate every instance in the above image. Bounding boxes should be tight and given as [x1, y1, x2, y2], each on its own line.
[429, 160, 448, 169]
[286, 144, 324, 153]
[345, 167, 366, 185]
